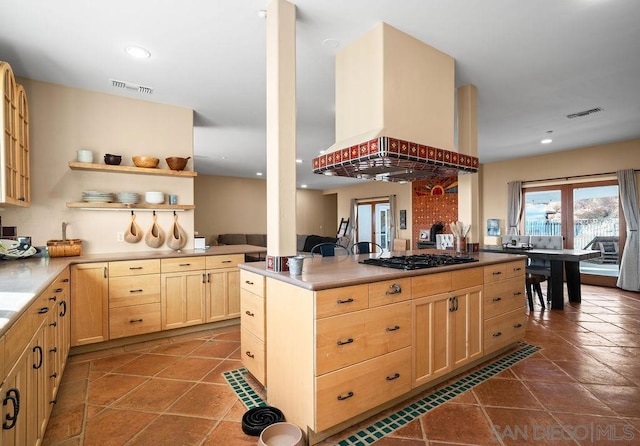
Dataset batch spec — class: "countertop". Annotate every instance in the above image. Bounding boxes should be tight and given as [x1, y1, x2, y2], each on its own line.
[239, 250, 527, 291]
[0, 244, 266, 335]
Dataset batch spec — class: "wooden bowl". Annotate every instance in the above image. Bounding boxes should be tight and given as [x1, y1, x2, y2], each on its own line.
[132, 156, 159, 168]
[166, 156, 190, 171]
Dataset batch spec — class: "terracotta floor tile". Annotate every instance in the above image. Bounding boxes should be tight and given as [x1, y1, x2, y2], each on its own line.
[484, 407, 578, 446]
[42, 403, 84, 444]
[82, 408, 158, 446]
[510, 358, 575, 382]
[375, 438, 426, 445]
[223, 400, 249, 421]
[421, 403, 500, 444]
[149, 338, 207, 356]
[61, 361, 90, 383]
[127, 414, 217, 446]
[525, 381, 617, 416]
[191, 340, 240, 358]
[54, 378, 88, 410]
[86, 373, 147, 406]
[473, 378, 543, 409]
[553, 412, 638, 445]
[110, 353, 178, 376]
[577, 322, 632, 334]
[538, 343, 594, 362]
[601, 333, 640, 347]
[584, 385, 640, 418]
[214, 329, 241, 342]
[202, 359, 243, 383]
[553, 360, 635, 386]
[89, 352, 141, 373]
[201, 420, 257, 446]
[112, 378, 194, 411]
[389, 418, 424, 440]
[579, 346, 640, 367]
[555, 331, 616, 346]
[156, 356, 222, 380]
[169, 382, 238, 419]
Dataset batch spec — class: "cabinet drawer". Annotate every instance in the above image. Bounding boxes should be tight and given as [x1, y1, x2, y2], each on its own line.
[484, 308, 526, 352]
[109, 303, 161, 339]
[316, 347, 411, 432]
[241, 289, 265, 339]
[206, 254, 244, 269]
[109, 275, 161, 308]
[161, 257, 205, 273]
[45, 272, 69, 309]
[505, 260, 526, 279]
[411, 272, 451, 298]
[316, 284, 368, 319]
[484, 277, 526, 319]
[240, 270, 266, 297]
[369, 278, 411, 307]
[316, 301, 411, 375]
[484, 263, 507, 283]
[109, 259, 161, 277]
[241, 328, 266, 385]
[452, 267, 483, 288]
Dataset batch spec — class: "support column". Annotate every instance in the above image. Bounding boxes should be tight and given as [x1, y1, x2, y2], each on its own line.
[457, 84, 480, 249]
[265, 0, 297, 271]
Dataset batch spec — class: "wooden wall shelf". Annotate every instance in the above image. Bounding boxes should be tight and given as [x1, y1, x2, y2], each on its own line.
[68, 161, 197, 178]
[66, 202, 195, 211]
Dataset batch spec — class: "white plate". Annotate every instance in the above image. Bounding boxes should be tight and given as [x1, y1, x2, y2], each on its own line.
[0, 239, 38, 259]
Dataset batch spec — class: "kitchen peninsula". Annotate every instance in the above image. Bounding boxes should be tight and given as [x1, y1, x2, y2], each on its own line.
[239, 251, 528, 444]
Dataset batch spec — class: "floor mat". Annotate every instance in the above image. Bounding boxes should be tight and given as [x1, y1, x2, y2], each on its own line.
[224, 342, 540, 445]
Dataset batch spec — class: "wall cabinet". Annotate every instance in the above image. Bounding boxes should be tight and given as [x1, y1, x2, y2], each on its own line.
[70, 263, 109, 346]
[1, 269, 69, 446]
[0, 61, 30, 207]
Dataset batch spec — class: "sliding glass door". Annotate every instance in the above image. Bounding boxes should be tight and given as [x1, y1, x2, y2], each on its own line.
[357, 201, 391, 251]
[523, 180, 622, 286]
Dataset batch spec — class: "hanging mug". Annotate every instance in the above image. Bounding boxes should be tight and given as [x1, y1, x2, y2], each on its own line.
[167, 213, 188, 250]
[124, 213, 143, 243]
[145, 214, 165, 248]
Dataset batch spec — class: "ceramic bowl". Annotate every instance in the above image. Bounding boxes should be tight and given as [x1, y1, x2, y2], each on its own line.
[144, 191, 165, 204]
[104, 154, 122, 165]
[166, 156, 191, 171]
[258, 422, 304, 446]
[132, 156, 160, 168]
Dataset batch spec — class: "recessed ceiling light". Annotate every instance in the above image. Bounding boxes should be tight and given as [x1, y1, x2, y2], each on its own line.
[300, 184, 308, 188]
[319, 150, 325, 154]
[125, 46, 151, 59]
[256, 172, 263, 176]
[257, 9, 267, 19]
[323, 38, 340, 49]
[296, 159, 303, 164]
[541, 139, 552, 144]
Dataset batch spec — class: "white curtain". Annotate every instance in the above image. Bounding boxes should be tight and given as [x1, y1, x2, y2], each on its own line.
[389, 195, 398, 241]
[617, 169, 640, 291]
[507, 181, 523, 235]
[346, 199, 358, 248]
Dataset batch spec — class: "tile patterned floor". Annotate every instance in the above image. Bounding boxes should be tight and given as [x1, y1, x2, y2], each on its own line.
[44, 284, 640, 445]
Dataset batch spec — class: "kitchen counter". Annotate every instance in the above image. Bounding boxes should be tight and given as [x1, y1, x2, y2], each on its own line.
[0, 244, 266, 334]
[239, 250, 527, 290]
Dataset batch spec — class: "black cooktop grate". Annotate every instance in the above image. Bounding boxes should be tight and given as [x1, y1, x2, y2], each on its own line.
[361, 254, 478, 270]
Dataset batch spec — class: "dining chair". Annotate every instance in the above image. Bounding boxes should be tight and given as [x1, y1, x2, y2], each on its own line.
[351, 241, 384, 255]
[527, 235, 564, 304]
[310, 243, 350, 257]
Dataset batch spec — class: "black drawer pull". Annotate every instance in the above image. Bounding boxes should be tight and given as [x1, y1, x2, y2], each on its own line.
[38, 307, 49, 314]
[492, 297, 502, 302]
[2, 388, 20, 430]
[50, 373, 58, 379]
[336, 298, 354, 304]
[129, 266, 143, 270]
[245, 351, 255, 358]
[33, 346, 43, 369]
[492, 271, 502, 275]
[385, 283, 402, 295]
[337, 392, 354, 401]
[54, 288, 63, 293]
[386, 373, 400, 381]
[222, 260, 232, 263]
[386, 325, 400, 332]
[59, 300, 67, 317]
[513, 323, 523, 328]
[62, 278, 69, 283]
[513, 291, 522, 296]
[513, 267, 522, 271]
[49, 296, 57, 301]
[245, 280, 254, 285]
[492, 331, 502, 337]
[130, 319, 143, 323]
[245, 310, 255, 317]
[50, 347, 57, 353]
[179, 263, 191, 267]
[49, 321, 57, 327]
[336, 338, 354, 346]
[129, 289, 144, 293]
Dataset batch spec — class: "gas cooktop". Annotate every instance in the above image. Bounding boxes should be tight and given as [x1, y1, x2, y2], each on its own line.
[361, 254, 478, 270]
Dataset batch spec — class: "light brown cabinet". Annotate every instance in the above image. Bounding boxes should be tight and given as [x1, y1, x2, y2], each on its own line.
[0, 61, 30, 207]
[240, 270, 266, 385]
[70, 263, 109, 346]
[205, 254, 243, 322]
[161, 257, 207, 330]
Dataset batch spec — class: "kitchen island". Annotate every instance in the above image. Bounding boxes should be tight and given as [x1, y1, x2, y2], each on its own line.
[239, 251, 527, 444]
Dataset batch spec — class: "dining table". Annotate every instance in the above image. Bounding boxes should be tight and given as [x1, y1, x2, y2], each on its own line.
[479, 246, 601, 310]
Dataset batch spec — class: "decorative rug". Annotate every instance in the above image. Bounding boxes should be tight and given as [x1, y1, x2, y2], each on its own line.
[223, 342, 540, 445]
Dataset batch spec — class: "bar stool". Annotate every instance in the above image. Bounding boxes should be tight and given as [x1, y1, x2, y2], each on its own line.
[526, 273, 547, 310]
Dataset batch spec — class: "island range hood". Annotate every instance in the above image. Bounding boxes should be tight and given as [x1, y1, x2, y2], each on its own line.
[313, 23, 478, 182]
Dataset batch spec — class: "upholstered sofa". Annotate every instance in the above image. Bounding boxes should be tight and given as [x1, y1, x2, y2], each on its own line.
[216, 233, 338, 253]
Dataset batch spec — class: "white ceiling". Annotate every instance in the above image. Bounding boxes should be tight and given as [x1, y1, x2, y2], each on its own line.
[2, 0, 639, 189]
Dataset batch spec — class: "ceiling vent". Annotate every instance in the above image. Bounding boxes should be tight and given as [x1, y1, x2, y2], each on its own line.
[110, 79, 154, 95]
[566, 107, 603, 119]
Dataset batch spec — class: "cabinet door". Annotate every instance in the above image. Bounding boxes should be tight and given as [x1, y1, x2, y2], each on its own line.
[1, 348, 29, 446]
[70, 263, 109, 346]
[450, 285, 483, 369]
[412, 293, 451, 387]
[206, 268, 240, 322]
[161, 271, 206, 330]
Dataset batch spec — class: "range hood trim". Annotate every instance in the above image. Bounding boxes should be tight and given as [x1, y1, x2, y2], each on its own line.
[312, 136, 478, 182]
